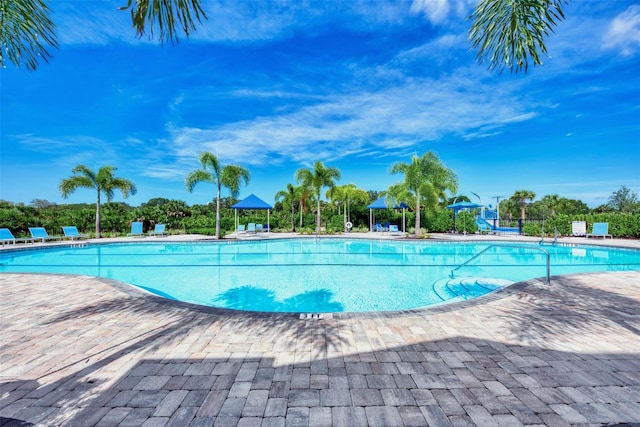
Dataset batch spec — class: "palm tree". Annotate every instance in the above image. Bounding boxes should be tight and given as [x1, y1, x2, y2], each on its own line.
[327, 184, 369, 230]
[469, 0, 568, 73]
[540, 193, 561, 217]
[59, 165, 137, 237]
[1, 0, 58, 70]
[2, 0, 206, 70]
[185, 152, 250, 239]
[512, 189, 536, 220]
[388, 151, 458, 237]
[275, 183, 298, 232]
[295, 161, 341, 233]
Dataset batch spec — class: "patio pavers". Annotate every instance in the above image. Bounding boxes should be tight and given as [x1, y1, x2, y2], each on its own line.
[1, 244, 639, 426]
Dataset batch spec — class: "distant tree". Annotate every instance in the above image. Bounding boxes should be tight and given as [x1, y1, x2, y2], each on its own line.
[327, 184, 369, 229]
[469, 0, 568, 73]
[367, 190, 383, 203]
[59, 165, 137, 237]
[29, 199, 56, 209]
[608, 185, 639, 212]
[388, 151, 458, 237]
[275, 183, 298, 232]
[540, 194, 561, 217]
[295, 161, 341, 232]
[511, 190, 536, 220]
[185, 152, 250, 239]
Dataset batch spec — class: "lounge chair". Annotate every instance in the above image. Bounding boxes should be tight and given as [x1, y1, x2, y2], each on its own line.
[586, 222, 612, 239]
[247, 223, 256, 233]
[29, 227, 62, 242]
[375, 223, 388, 232]
[62, 226, 89, 240]
[0, 228, 31, 245]
[571, 221, 586, 237]
[256, 224, 264, 232]
[128, 221, 144, 237]
[237, 224, 246, 234]
[389, 224, 400, 235]
[148, 224, 167, 236]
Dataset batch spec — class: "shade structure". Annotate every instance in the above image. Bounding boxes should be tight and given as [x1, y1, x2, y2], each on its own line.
[446, 201, 483, 233]
[446, 201, 484, 210]
[367, 196, 408, 232]
[232, 194, 273, 233]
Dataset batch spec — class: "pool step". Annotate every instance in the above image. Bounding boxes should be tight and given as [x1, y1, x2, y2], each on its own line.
[432, 277, 514, 302]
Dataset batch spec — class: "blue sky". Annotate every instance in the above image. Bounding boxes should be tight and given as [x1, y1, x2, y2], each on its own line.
[2, 0, 639, 209]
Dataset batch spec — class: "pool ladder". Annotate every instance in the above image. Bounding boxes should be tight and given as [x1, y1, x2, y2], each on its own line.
[450, 244, 551, 285]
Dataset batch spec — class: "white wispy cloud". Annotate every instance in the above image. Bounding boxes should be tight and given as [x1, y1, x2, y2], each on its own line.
[603, 4, 640, 55]
[158, 68, 536, 177]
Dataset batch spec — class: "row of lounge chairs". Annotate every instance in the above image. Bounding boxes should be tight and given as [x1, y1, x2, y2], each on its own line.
[237, 223, 269, 234]
[573, 221, 613, 239]
[0, 226, 87, 245]
[375, 222, 402, 235]
[0, 223, 168, 245]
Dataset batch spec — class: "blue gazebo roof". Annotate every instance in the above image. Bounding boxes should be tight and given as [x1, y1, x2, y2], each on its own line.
[231, 194, 272, 210]
[367, 196, 408, 209]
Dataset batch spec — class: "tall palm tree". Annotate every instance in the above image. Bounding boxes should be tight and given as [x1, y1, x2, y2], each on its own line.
[185, 152, 250, 239]
[327, 184, 369, 230]
[295, 161, 341, 233]
[469, 0, 568, 73]
[59, 165, 137, 237]
[388, 151, 458, 237]
[512, 189, 536, 220]
[2, 0, 206, 70]
[275, 183, 298, 232]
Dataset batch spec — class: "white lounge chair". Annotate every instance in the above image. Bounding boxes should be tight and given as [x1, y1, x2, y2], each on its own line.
[571, 221, 586, 237]
[586, 222, 612, 239]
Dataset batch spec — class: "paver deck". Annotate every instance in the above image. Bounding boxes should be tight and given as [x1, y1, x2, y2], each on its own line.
[1, 236, 639, 426]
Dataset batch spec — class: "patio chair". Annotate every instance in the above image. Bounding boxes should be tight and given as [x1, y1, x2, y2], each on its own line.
[586, 222, 612, 239]
[247, 223, 257, 233]
[389, 224, 400, 235]
[62, 226, 89, 240]
[256, 224, 264, 232]
[148, 224, 167, 236]
[0, 228, 32, 245]
[571, 221, 586, 237]
[237, 224, 246, 234]
[29, 227, 62, 242]
[127, 221, 144, 237]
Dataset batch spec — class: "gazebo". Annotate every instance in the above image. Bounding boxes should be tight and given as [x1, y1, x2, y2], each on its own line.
[231, 194, 273, 233]
[366, 196, 408, 232]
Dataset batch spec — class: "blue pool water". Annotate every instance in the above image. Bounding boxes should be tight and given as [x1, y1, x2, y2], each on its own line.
[1, 239, 638, 313]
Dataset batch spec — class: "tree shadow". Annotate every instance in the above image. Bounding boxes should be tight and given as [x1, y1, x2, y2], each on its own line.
[498, 273, 640, 342]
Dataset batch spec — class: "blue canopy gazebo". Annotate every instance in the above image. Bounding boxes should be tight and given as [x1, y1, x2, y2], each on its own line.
[446, 201, 484, 233]
[367, 196, 409, 232]
[231, 194, 273, 233]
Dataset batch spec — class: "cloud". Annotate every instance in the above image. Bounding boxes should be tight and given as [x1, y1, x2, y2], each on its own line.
[603, 5, 640, 55]
[409, 0, 474, 24]
[160, 70, 537, 174]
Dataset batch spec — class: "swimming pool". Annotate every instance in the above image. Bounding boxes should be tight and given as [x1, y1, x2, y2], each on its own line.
[1, 239, 638, 313]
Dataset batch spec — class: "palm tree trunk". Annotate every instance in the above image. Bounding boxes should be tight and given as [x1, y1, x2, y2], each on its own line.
[316, 197, 321, 232]
[414, 192, 421, 237]
[215, 184, 221, 239]
[290, 203, 295, 232]
[96, 191, 101, 238]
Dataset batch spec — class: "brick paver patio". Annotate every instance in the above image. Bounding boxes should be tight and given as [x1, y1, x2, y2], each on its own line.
[1, 238, 639, 426]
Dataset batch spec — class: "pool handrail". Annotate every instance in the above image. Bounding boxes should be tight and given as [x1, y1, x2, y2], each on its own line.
[451, 244, 551, 285]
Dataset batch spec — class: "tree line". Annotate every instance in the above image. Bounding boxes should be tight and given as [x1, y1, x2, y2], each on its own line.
[1, 151, 639, 239]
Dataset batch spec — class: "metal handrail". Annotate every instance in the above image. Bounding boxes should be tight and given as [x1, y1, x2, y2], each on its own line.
[450, 244, 551, 284]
